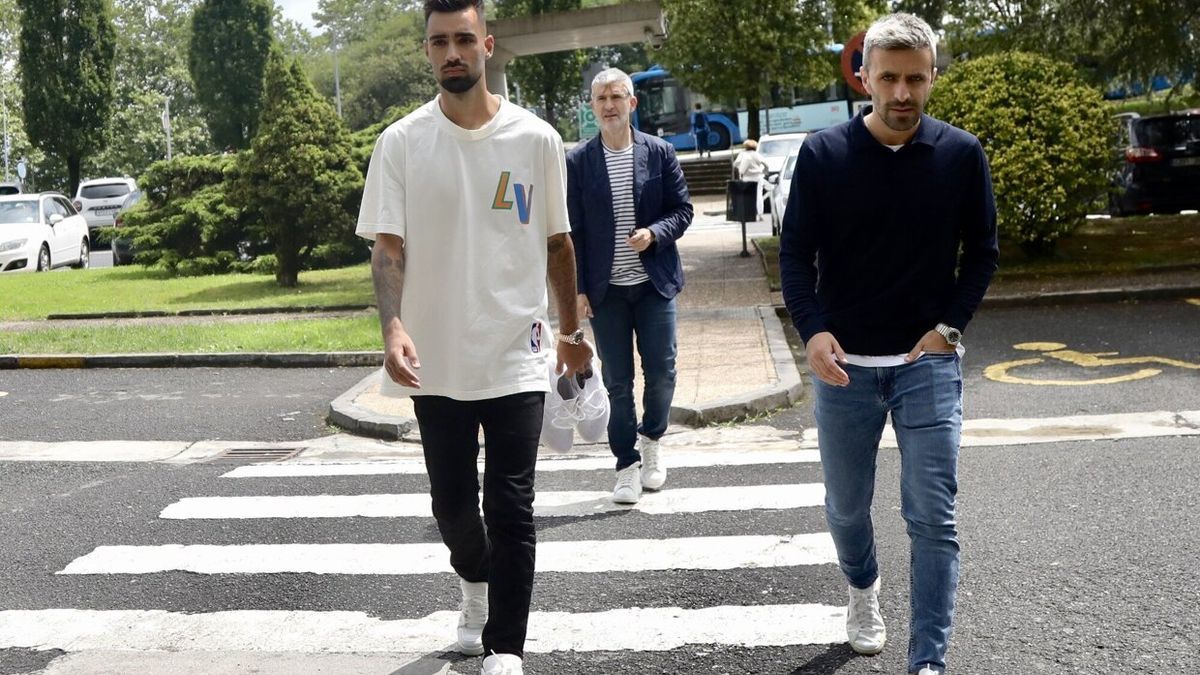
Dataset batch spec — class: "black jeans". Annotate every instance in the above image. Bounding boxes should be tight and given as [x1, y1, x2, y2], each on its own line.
[412, 391, 544, 658]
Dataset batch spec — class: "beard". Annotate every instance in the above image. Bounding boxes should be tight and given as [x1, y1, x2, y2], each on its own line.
[879, 103, 922, 131]
[440, 72, 480, 94]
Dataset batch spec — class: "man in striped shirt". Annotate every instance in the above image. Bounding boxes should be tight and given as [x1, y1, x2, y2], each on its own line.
[566, 68, 694, 505]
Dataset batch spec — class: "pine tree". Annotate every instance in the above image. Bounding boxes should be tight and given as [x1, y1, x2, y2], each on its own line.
[230, 53, 362, 287]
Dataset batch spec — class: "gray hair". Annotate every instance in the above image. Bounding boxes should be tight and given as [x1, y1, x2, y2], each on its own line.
[591, 67, 634, 98]
[863, 13, 937, 70]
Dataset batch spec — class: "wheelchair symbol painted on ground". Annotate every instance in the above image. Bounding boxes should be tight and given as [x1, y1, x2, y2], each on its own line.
[984, 342, 1200, 386]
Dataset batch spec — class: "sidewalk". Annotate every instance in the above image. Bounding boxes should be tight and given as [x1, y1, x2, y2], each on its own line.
[331, 196, 804, 440]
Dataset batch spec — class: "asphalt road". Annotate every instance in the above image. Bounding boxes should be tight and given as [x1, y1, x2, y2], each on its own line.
[1, 299, 1197, 673]
[0, 367, 376, 442]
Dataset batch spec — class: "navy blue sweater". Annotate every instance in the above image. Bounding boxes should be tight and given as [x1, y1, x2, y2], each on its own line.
[779, 110, 999, 355]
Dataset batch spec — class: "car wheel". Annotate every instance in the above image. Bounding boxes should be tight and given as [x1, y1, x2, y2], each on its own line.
[36, 245, 51, 272]
[72, 239, 90, 269]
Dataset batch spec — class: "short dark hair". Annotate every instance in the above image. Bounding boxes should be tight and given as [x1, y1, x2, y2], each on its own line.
[424, 0, 486, 25]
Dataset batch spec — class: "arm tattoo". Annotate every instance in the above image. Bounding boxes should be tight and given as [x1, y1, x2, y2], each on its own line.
[371, 243, 406, 330]
[546, 234, 580, 333]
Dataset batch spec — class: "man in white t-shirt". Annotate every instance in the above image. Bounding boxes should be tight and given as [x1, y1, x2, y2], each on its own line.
[357, 2, 591, 674]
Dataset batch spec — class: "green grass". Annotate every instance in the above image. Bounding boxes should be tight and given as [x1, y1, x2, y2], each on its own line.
[0, 264, 375, 321]
[754, 213, 1200, 291]
[0, 316, 382, 354]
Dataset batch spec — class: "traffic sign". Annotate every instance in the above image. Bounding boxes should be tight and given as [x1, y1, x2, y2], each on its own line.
[578, 103, 599, 140]
[841, 31, 868, 96]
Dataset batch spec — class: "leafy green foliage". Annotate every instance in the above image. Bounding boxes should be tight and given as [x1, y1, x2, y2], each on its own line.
[495, 0, 586, 136]
[88, 0, 211, 179]
[927, 52, 1115, 256]
[118, 153, 249, 274]
[228, 54, 363, 286]
[305, 11, 436, 131]
[656, 0, 881, 140]
[17, 0, 117, 194]
[188, 0, 274, 150]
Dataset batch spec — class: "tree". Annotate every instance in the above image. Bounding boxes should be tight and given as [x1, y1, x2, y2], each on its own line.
[17, 0, 117, 195]
[926, 52, 1113, 256]
[90, 0, 211, 179]
[494, 0, 586, 136]
[229, 54, 361, 286]
[189, 0, 274, 150]
[305, 10, 437, 131]
[314, 0, 409, 46]
[656, 0, 866, 141]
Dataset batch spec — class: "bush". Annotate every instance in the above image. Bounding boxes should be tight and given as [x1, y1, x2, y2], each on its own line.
[120, 154, 249, 274]
[927, 52, 1115, 256]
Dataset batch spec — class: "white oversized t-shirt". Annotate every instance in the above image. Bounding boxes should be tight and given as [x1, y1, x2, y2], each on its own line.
[357, 96, 570, 400]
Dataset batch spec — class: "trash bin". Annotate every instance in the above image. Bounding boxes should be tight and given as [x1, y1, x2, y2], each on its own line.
[726, 180, 758, 222]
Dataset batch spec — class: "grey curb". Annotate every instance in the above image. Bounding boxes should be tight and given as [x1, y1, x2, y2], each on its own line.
[668, 305, 803, 427]
[0, 352, 383, 370]
[327, 372, 415, 441]
[45, 305, 373, 320]
[981, 285, 1200, 307]
[325, 306, 805, 441]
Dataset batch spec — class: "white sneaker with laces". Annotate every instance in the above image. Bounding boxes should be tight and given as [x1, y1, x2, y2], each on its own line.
[574, 356, 610, 442]
[456, 579, 487, 656]
[612, 462, 642, 504]
[914, 668, 940, 675]
[639, 434, 666, 490]
[846, 577, 886, 655]
[480, 652, 523, 675]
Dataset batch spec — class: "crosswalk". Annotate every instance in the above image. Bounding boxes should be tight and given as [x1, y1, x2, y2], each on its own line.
[0, 427, 848, 673]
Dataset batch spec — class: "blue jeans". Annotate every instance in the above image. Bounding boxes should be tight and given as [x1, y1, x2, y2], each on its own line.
[589, 282, 677, 470]
[812, 352, 963, 673]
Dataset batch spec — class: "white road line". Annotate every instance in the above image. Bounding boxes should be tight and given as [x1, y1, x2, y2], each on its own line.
[58, 533, 836, 575]
[0, 604, 845, 653]
[222, 449, 822, 478]
[159, 484, 825, 519]
[798, 409, 1200, 449]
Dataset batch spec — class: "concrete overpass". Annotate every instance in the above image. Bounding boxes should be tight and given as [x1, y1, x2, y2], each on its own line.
[486, 1, 667, 98]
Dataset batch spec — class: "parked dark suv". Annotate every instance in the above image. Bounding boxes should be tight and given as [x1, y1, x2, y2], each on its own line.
[1112, 110, 1200, 215]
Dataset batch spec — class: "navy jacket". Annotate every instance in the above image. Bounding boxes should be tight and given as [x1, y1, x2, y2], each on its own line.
[779, 110, 998, 355]
[566, 129, 693, 306]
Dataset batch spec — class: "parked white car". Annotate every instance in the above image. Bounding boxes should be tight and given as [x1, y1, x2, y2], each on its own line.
[768, 150, 801, 237]
[0, 193, 91, 272]
[73, 177, 138, 240]
[757, 132, 808, 175]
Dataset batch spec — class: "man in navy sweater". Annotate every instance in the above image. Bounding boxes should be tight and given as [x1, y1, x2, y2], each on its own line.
[779, 13, 998, 675]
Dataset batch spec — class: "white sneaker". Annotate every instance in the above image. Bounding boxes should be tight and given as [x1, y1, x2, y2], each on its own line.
[612, 462, 642, 504]
[456, 579, 487, 656]
[639, 435, 666, 490]
[846, 578, 886, 655]
[574, 357, 610, 442]
[540, 346, 609, 451]
[914, 668, 941, 675]
[480, 652, 523, 675]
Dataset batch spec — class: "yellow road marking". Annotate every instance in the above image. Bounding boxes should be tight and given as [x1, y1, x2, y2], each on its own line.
[1187, 298, 1200, 307]
[985, 342, 1200, 386]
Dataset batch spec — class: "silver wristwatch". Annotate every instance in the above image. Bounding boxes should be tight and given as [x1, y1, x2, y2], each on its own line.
[558, 328, 585, 346]
[934, 322, 962, 346]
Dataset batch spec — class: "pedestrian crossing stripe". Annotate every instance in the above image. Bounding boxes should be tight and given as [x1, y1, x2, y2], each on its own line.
[58, 533, 837, 576]
[220, 449, 823, 478]
[0, 604, 846, 653]
[158, 484, 826, 519]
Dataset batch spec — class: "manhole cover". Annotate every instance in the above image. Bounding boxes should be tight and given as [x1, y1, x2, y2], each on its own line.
[208, 447, 303, 463]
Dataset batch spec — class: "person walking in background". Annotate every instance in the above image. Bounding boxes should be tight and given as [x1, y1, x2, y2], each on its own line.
[692, 102, 711, 158]
[779, 12, 998, 675]
[357, 1, 591, 673]
[567, 67, 694, 505]
[734, 138, 769, 220]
